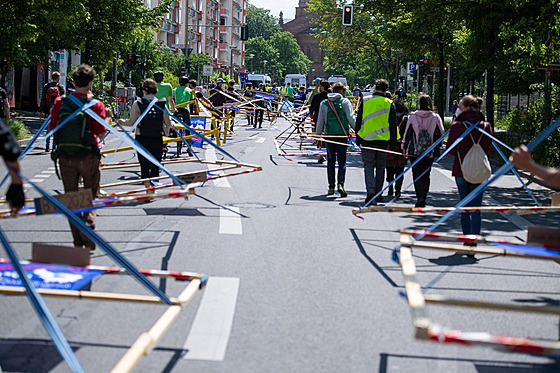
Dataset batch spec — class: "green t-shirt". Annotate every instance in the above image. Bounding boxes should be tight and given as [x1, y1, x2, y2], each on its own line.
[173, 86, 193, 105]
[287, 86, 294, 98]
[156, 82, 173, 109]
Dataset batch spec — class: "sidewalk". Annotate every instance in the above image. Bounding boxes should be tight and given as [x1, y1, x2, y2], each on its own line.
[11, 110, 48, 149]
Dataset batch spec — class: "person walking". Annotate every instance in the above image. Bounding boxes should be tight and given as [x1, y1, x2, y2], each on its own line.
[315, 82, 356, 197]
[153, 71, 175, 113]
[40, 71, 65, 152]
[402, 94, 444, 207]
[119, 79, 173, 192]
[49, 64, 110, 251]
[385, 99, 408, 198]
[0, 118, 25, 215]
[451, 100, 459, 121]
[310, 80, 331, 164]
[173, 76, 194, 156]
[446, 95, 493, 241]
[355, 79, 397, 204]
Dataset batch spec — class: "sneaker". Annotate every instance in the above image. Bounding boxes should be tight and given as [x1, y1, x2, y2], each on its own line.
[45, 146, 50, 152]
[375, 195, 384, 203]
[328, 188, 335, 195]
[365, 194, 376, 205]
[387, 186, 394, 197]
[337, 184, 347, 197]
[318, 156, 326, 164]
[414, 200, 426, 208]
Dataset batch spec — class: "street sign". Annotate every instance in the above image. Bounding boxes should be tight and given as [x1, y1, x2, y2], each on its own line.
[202, 64, 213, 77]
[408, 62, 417, 72]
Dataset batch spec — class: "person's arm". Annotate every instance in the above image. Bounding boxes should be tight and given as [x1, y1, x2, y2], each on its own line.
[509, 145, 560, 188]
[355, 101, 363, 134]
[315, 102, 327, 136]
[343, 98, 356, 130]
[58, 83, 65, 97]
[388, 103, 397, 148]
[162, 109, 173, 136]
[3, 97, 10, 121]
[118, 101, 141, 127]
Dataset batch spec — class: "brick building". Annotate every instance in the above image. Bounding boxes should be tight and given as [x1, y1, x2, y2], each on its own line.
[281, 0, 325, 84]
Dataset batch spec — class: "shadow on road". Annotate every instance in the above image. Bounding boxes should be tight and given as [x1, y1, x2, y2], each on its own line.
[379, 352, 560, 373]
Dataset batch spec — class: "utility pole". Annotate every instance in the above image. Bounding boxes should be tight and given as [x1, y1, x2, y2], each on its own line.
[446, 64, 451, 116]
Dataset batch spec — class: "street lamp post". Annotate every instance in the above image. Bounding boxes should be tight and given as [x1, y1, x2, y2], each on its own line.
[230, 46, 238, 79]
[249, 53, 254, 72]
[263, 59, 268, 73]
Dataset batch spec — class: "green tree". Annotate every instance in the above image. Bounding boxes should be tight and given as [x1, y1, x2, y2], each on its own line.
[244, 37, 279, 74]
[270, 32, 311, 79]
[246, 4, 282, 39]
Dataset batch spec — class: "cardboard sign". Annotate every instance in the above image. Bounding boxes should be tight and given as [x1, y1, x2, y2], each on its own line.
[0, 262, 103, 290]
[551, 192, 560, 206]
[527, 226, 560, 247]
[32, 243, 91, 267]
[34, 189, 93, 215]
[174, 170, 208, 185]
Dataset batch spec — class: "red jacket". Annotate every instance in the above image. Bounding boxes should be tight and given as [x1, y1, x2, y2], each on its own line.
[447, 110, 493, 177]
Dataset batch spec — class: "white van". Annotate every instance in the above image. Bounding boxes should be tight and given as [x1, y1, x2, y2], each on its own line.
[285, 74, 307, 87]
[247, 73, 271, 87]
[328, 75, 348, 86]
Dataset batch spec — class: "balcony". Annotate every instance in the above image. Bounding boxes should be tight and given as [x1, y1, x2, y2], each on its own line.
[219, 43, 228, 50]
[220, 8, 229, 15]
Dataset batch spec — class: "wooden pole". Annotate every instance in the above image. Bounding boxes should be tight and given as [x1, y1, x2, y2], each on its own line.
[111, 279, 201, 373]
[0, 286, 178, 304]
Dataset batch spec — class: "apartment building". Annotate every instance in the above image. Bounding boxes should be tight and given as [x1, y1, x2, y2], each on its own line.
[145, 0, 246, 73]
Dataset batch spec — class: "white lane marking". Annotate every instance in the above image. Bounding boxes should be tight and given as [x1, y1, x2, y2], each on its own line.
[205, 147, 231, 188]
[436, 166, 531, 230]
[29, 179, 44, 183]
[255, 137, 266, 143]
[41, 170, 56, 174]
[47, 167, 56, 170]
[219, 207, 242, 235]
[183, 277, 240, 361]
[243, 146, 255, 154]
[33, 174, 50, 178]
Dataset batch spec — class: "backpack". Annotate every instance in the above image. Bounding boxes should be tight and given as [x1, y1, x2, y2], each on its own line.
[136, 98, 165, 138]
[324, 98, 349, 136]
[45, 85, 60, 111]
[458, 125, 491, 183]
[414, 128, 432, 156]
[54, 96, 97, 158]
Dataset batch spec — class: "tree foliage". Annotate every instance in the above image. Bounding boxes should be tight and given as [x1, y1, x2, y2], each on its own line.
[245, 7, 310, 83]
[246, 4, 282, 40]
[0, 0, 173, 74]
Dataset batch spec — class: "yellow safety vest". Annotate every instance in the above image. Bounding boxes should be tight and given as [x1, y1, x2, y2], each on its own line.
[280, 87, 288, 95]
[358, 95, 392, 141]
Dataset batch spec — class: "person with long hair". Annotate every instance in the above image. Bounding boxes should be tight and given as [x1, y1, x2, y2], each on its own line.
[446, 95, 493, 243]
[402, 94, 444, 207]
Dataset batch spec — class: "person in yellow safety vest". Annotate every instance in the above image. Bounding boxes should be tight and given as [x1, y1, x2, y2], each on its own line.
[355, 78, 397, 205]
[280, 82, 288, 96]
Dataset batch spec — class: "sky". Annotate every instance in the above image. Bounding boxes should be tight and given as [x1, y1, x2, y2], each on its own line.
[249, 0, 298, 21]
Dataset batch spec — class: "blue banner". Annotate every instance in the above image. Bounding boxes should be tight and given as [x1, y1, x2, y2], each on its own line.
[0, 263, 104, 290]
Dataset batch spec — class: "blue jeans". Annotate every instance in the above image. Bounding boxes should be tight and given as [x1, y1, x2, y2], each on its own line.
[361, 149, 386, 194]
[326, 141, 347, 188]
[455, 176, 484, 235]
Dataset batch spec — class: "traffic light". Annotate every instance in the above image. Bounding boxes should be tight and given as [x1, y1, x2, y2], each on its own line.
[419, 57, 429, 69]
[126, 54, 133, 70]
[342, 4, 353, 26]
[241, 25, 248, 41]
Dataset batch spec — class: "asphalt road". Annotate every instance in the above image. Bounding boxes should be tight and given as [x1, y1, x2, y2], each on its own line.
[1, 116, 560, 372]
